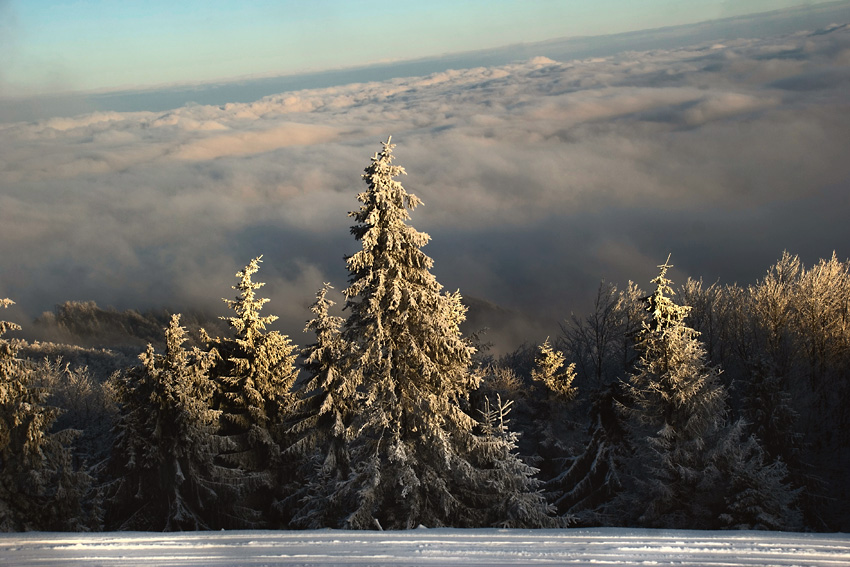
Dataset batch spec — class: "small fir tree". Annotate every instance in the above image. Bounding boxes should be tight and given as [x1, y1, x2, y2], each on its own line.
[105, 315, 224, 531]
[531, 338, 577, 401]
[209, 256, 298, 435]
[716, 422, 801, 531]
[740, 359, 802, 469]
[475, 395, 561, 528]
[287, 283, 356, 528]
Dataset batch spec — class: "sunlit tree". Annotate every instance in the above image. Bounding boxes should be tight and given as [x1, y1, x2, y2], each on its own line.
[312, 138, 555, 529]
[531, 338, 577, 401]
[620, 257, 798, 529]
[203, 257, 299, 527]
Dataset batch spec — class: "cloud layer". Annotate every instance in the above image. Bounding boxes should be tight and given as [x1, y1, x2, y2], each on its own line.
[2, 21, 850, 351]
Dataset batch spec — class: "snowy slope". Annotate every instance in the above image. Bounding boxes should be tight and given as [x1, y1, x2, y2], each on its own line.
[2, 528, 849, 566]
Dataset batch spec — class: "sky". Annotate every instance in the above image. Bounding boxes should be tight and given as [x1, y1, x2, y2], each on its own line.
[1, 2, 850, 352]
[0, 0, 843, 96]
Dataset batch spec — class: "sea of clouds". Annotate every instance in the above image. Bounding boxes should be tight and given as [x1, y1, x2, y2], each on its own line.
[2, 16, 849, 351]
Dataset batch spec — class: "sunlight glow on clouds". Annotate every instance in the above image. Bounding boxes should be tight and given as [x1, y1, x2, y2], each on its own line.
[1, 19, 849, 349]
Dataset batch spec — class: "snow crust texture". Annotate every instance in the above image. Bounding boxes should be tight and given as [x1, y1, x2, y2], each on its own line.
[2, 528, 849, 566]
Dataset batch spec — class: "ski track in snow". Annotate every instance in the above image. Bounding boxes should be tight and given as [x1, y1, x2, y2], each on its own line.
[1, 528, 849, 566]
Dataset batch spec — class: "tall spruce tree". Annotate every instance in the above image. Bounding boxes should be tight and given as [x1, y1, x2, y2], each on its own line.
[315, 137, 553, 529]
[0, 299, 92, 531]
[340, 137, 479, 529]
[105, 315, 224, 531]
[203, 256, 299, 527]
[620, 256, 728, 527]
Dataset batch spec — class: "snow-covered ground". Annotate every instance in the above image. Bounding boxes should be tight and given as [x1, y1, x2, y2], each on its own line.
[1, 528, 848, 566]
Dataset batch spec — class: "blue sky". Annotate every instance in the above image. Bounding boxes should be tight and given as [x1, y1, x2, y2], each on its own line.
[1, 0, 840, 95]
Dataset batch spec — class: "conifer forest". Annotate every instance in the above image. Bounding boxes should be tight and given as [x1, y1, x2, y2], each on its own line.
[2, 139, 849, 533]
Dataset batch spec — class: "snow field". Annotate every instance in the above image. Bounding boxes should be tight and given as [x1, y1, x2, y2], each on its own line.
[2, 528, 849, 566]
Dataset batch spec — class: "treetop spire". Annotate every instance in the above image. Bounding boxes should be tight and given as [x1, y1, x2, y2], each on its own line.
[657, 253, 673, 275]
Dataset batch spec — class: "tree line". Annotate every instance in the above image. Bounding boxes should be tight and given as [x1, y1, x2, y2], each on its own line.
[2, 139, 846, 532]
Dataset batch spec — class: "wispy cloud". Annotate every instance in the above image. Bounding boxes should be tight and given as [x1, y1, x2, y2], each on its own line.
[1, 20, 849, 350]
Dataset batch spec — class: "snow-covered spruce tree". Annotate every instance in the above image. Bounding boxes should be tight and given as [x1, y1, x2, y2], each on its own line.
[0, 299, 93, 531]
[618, 256, 729, 527]
[621, 257, 799, 529]
[105, 314, 224, 531]
[321, 138, 554, 529]
[716, 421, 802, 531]
[203, 256, 299, 527]
[287, 284, 357, 528]
[475, 394, 560, 528]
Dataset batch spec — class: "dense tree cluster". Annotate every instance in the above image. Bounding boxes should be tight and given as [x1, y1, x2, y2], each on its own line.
[1, 300, 94, 531]
[1, 140, 846, 532]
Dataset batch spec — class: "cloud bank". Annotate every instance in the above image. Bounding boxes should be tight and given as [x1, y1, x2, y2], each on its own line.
[2, 21, 849, 351]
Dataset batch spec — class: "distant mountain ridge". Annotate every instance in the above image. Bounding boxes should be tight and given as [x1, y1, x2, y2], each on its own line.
[27, 300, 229, 350]
[16, 295, 547, 358]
